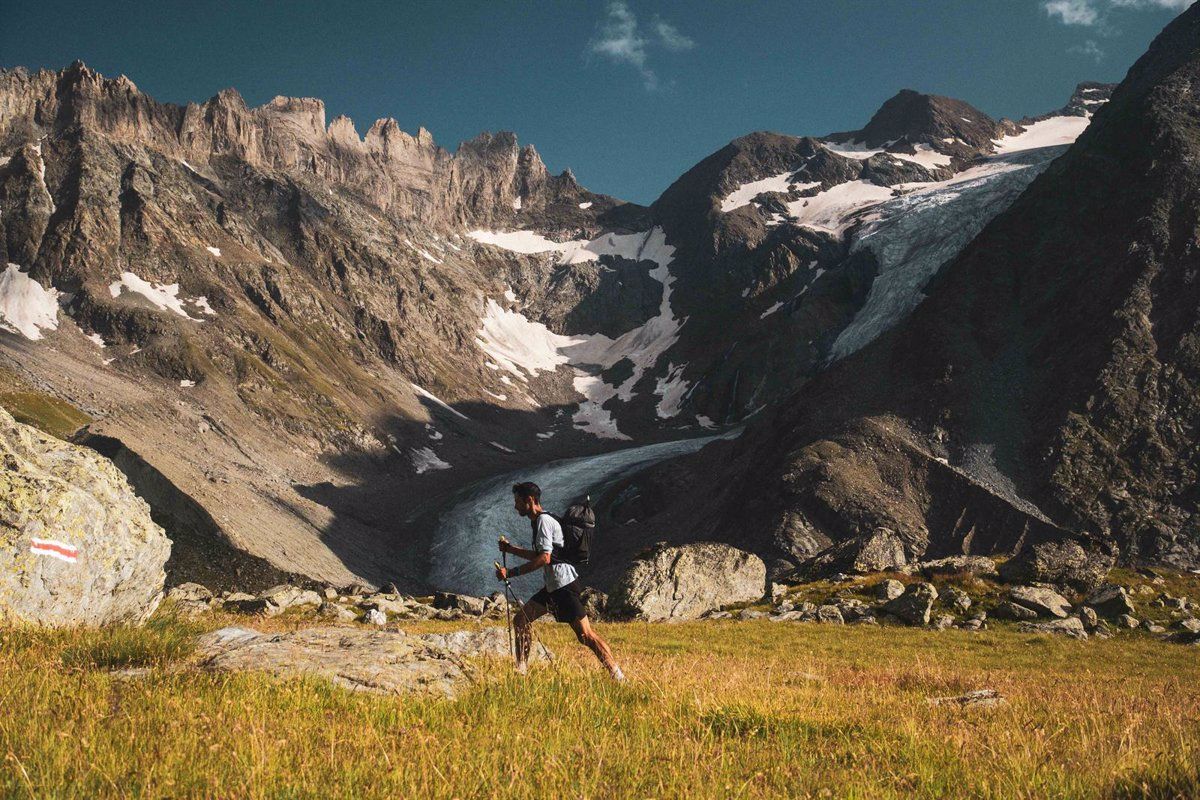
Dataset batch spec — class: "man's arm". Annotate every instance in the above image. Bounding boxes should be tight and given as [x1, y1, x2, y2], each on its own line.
[500, 551, 550, 579]
[499, 538, 541, 561]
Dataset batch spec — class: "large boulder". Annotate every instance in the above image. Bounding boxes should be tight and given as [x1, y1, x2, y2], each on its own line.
[883, 582, 938, 626]
[795, 528, 908, 579]
[0, 407, 170, 626]
[196, 627, 473, 696]
[998, 537, 1115, 592]
[1008, 586, 1072, 618]
[1017, 617, 1089, 639]
[1084, 584, 1136, 619]
[610, 542, 766, 621]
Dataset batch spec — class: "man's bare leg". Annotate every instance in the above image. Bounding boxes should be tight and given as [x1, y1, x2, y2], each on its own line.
[570, 616, 623, 679]
[513, 601, 547, 672]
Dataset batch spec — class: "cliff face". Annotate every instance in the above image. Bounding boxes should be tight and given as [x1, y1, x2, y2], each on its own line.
[0, 61, 637, 590]
[0, 62, 605, 226]
[643, 4, 1200, 575]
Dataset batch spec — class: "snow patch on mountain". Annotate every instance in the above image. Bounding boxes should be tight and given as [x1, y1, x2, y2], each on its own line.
[410, 447, 451, 474]
[760, 301, 783, 319]
[892, 143, 954, 169]
[108, 272, 213, 322]
[411, 383, 470, 421]
[0, 263, 60, 340]
[721, 173, 820, 213]
[477, 298, 581, 378]
[993, 115, 1090, 155]
[654, 362, 691, 419]
[822, 140, 883, 160]
[471, 227, 683, 439]
[467, 229, 659, 265]
[784, 180, 895, 235]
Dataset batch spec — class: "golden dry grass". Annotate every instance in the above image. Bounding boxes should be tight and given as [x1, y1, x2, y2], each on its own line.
[1, 610, 1197, 799]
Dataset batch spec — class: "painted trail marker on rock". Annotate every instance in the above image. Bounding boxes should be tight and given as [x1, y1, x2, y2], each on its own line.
[29, 538, 80, 563]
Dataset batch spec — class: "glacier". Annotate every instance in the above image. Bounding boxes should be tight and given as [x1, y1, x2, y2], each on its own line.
[828, 144, 1073, 361]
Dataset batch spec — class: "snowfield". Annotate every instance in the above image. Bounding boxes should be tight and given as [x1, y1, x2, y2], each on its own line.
[410, 446, 451, 474]
[720, 173, 819, 213]
[0, 263, 60, 340]
[783, 180, 896, 235]
[108, 272, 214, 322]
[993, 115, 1091, 155]
[829, 144, 1079, 361]
[470, 227, 683, 439]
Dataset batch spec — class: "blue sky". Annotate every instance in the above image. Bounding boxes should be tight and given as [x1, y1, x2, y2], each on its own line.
[2, 0, 1190, 204]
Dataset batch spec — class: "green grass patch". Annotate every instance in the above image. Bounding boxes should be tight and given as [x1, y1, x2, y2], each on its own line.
[0, 385, 91, 440]
[1, 615, 1197, 798]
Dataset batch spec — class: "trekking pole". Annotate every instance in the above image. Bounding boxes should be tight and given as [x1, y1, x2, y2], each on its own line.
[496, 542, 515, 660]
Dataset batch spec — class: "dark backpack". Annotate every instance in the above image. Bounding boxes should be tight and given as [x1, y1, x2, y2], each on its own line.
[533, 498, 595, 567]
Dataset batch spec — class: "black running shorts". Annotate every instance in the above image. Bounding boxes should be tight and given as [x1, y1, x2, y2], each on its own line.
[529, 579, 586, 623]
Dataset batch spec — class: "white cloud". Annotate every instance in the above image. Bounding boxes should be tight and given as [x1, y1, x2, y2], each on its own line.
[1042, 0, 1193, 25]
[588, 2, 694, 90]
[1069, 39, 1107, 60]
[1044, 0, 1102, 25]
[653, 18, 695, 51]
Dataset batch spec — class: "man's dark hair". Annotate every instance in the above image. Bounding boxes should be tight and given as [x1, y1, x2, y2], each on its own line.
[512, 482, 541, 502]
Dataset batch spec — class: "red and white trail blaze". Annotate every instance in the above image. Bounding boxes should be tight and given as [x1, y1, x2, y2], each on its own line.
[29, 538, 80, 563]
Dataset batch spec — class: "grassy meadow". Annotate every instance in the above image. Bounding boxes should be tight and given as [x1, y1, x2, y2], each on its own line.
[1, 608, 1197, 799]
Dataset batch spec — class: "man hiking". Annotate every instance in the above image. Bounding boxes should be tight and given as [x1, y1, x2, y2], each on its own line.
[496, 481, 625, 681]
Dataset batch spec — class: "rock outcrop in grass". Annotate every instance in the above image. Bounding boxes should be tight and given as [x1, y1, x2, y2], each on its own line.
[0, 407, 170, 626]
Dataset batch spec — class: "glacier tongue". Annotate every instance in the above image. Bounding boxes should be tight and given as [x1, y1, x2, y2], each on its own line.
[828, 146, 1070, 362]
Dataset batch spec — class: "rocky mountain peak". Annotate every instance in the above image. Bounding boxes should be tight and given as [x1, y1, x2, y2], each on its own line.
[840, 88, 1002, 150]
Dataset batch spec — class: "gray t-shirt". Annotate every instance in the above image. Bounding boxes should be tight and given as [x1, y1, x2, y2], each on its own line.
[533, 513, 578, 592]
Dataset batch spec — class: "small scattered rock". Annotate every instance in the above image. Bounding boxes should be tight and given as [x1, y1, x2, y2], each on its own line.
[942, 587, 972, 614]
[738, 609, 768, 621]
[932, 614, 956, 631]
[224, 597, 282, 617]
[1085, 584, 1136, 619]
[1117, 613, 1140, 629]
[904, 556, 998, 579]
[883, 582, 938, 626]
[1008, 586, 1071, 618]
[1142, 620, 1166, 634]
[1018, 617, 1089, 639]
[433, 592, 487, 616]
[317, 602, 358, 622]
[167, 583, 213, 604]
[929, 689, 1005, 708]
[1077, 607, 1099, 630]
[992, 601, 1039, 621]
[816, 605, 844, 624]
[260, 585, 323, 610]
[875, 579, 905, 602]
